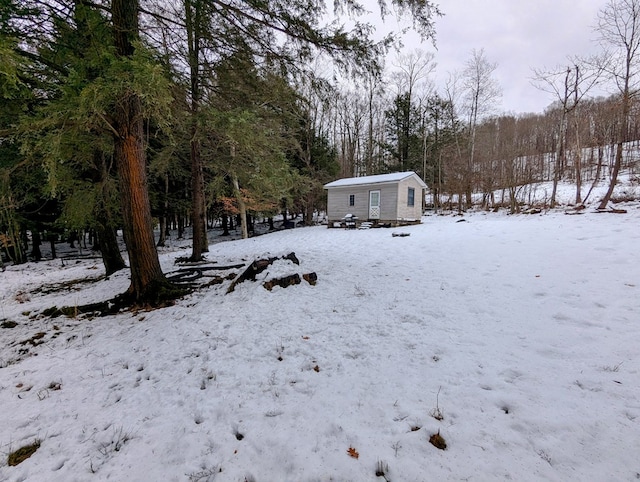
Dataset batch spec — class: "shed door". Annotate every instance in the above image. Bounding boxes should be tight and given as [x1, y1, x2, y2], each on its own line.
[369, 190, 380, 219]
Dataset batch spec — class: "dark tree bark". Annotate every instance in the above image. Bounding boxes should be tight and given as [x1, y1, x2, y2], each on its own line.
[48, 233, 57, 259]
[95, 221, 126, 276]
[190, 136, 207, 256]
[157, 215, 167, 247]
[91, 149, 126, 275]
[157, 174, 169, 247]
[178, 214, 184, 239]
[111, 0, 172, 301]
[185, 0, 208, 261]
[221, 213, 230, 235]
[30, 229, 42, 261]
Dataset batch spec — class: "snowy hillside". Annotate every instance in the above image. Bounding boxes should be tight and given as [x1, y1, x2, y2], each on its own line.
[1, 190, 639, 481]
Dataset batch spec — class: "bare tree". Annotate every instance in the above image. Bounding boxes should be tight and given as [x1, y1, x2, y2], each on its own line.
[391, 49, 436, 102]
[595, 0, 640, 209]
[336, 91, 366, 176]
[441, 73, 466, 211]
[532, 60, 602, 206]
[460, 48, 502, 207]
[390, 49, 435, 176]
[362, 71, 386, 175]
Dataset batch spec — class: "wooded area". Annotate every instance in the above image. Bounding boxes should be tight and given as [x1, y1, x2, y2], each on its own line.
[1, 0, 639, 304]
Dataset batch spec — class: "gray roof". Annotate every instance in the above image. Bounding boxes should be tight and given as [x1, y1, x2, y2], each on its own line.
[324, 171, 427, 189]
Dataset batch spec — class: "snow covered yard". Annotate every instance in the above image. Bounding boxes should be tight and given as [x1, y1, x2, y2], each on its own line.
[1, 205, 639, 481]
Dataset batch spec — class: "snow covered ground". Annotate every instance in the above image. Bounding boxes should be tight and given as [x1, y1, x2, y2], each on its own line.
[1, 185, 639, 481]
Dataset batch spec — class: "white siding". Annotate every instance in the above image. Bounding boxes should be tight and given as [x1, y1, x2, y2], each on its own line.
[378, 183, 399, 220]
[326, 186, 371, 220]
[327, 183, 398, 221]
[396, 178, 424, 220]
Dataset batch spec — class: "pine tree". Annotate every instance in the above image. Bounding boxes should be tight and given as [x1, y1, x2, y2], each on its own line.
[109, 0, 180, 302]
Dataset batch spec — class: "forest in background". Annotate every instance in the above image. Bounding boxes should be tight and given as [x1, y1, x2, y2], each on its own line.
[1, 0, 639, 303]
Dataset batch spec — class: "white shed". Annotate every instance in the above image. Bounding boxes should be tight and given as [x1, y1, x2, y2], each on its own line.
[324, 171, 427, 227]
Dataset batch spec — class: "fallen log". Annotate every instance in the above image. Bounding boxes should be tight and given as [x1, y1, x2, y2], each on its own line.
[166, 264, 245, 283]
[263, 274, 301, 291]
[226, 252, 298, 293]
[595, 208, 628, 214]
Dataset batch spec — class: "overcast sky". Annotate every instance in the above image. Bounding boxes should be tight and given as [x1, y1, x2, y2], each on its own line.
[375, 0, 608, 115]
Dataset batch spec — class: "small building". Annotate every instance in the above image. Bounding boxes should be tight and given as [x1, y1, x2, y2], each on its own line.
[324, 171, 427, 227]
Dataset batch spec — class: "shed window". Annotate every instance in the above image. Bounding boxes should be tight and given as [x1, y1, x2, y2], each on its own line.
[349, 194, 355, 206]
[408, 187, 415, 207]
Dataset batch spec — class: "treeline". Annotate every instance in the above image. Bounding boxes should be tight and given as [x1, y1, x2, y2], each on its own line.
[322, 34, 640, 213]
[321, 0, 640, 213]
[326, 77, 640, 212]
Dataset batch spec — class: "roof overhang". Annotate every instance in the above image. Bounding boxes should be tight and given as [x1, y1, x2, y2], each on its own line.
[324, 171, 427, 189]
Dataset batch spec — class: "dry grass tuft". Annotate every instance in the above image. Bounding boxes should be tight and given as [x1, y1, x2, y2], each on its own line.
[8, 440, 41, 466]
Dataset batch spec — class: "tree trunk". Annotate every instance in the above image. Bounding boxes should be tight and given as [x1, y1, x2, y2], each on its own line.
[232, 173, 249, 239]
[157, 174, 169, 247]
[157, 215, 166, 247]
[185, 0, 208, 261]
[304, 196, 314, 225]
[48, 233, 57, 259]
[111, 0, 171, 302]
[177, 214, 184, 239]
[598, 140, 624, 209]
[583, 146, 604, 204]
[90, 149, 126, 273]
[221, 213, 230, 236]
[30, 229, 42, 261]
[112, 108, 167, 298]
[599, 88, 627, 210]
[190, 136, 208, 258]
[550, 116, 567, 208]
[95, 220, 126, 276]
[246, 212, 253, 234]
[574, 149, 582, 205]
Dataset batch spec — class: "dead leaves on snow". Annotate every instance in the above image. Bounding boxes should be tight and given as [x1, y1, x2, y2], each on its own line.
[347, 446, 359, 459]
[429, 430, 447, 450]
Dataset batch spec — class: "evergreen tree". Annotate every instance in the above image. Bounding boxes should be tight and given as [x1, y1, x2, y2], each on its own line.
[422, 94, 460, 209]
[384, 92, 423, 172]
[11, 1, 128, 274]
[6, 1, 176, 298]
[109, 0, 180, 301]
[201, 53, 298, 238]
[0, 5, 48, 265]
[288, 110, 339, 224]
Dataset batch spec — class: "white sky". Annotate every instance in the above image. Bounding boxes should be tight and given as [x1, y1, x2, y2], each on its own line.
[374, 0, 608, 115]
